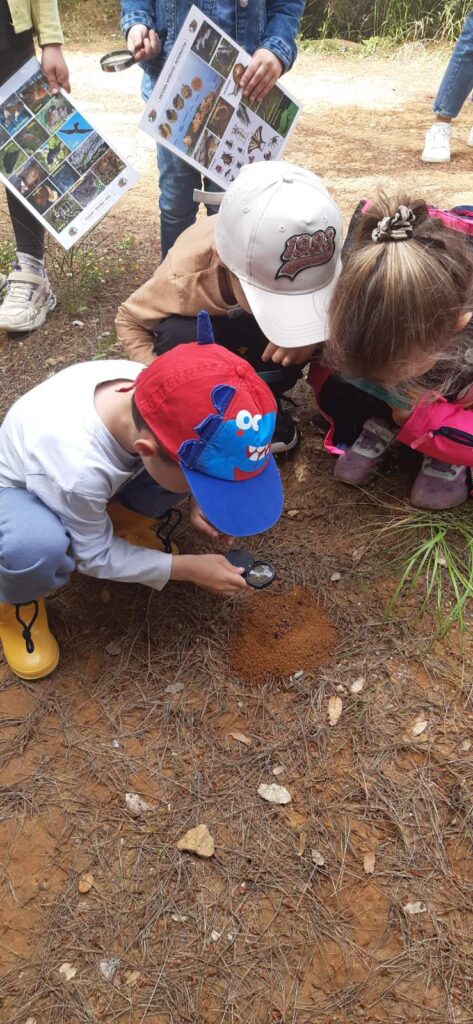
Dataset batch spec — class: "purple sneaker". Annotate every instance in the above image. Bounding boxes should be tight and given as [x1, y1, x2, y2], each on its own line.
[410, 458, 469, 510]
[334, 418, 397, 485]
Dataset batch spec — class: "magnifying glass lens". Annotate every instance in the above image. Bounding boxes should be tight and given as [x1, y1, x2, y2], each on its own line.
[100, 50, 135, 72]
[246, 562, 275, 589]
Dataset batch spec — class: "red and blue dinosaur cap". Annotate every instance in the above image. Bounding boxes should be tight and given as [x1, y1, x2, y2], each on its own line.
[134, 311, 283, 536]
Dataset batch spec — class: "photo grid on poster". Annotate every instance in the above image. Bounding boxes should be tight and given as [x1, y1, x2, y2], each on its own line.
[0, 59, 139, 249]
[140, 4, 301, 189]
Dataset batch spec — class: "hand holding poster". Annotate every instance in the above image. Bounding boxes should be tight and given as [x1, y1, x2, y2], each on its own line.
[0, 59, 139, 250]
[140, 5, 301, 188]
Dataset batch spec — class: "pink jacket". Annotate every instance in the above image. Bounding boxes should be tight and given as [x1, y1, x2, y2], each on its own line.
[309, 203, 473, 469]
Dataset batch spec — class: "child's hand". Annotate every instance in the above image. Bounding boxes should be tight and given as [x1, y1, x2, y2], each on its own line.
[127, 24, 161, 62]
[41, 45, 70, 94]
[240, 49, 283, 103]
[171, 554, 247, 595]
[262, 342, 319, 367]
[189, 497, 233, 545]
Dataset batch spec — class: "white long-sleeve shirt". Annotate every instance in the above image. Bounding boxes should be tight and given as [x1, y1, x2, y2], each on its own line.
[0, 360, 173, 589]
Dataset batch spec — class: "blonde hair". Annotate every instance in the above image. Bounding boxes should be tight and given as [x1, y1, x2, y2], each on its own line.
[326, 195, 473, 393]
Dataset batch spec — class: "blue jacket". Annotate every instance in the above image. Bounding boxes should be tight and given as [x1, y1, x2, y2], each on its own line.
[120, 0, 304, 99]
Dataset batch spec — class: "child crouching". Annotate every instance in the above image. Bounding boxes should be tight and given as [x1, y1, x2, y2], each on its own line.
[310, 197, 473, 509]
[0, 314, 282, 681]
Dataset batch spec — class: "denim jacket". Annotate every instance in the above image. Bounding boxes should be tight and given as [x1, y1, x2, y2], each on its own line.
[120, 0, 304, 99]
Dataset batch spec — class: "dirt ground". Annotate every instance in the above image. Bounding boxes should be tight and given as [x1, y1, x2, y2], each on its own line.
[1, 41, 473, 1024]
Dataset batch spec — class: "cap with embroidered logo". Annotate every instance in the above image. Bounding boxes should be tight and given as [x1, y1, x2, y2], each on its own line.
[215, 160, 343, 349]
[133, 311, 283, 537]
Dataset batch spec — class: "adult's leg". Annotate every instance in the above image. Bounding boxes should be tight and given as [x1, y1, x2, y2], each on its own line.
[0, 41, 56, 331]
[0, 40, 45, 261]
[433, 11, 473, 119]
[157, 146, 203, 259]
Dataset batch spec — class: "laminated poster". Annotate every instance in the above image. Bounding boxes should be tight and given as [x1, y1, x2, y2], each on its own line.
[140, 4, 301, 188]
[0, 58, 139, 250]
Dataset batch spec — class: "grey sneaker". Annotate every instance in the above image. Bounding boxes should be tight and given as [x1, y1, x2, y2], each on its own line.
[334, 418, 397, 485]
[410, 457, 469, 510]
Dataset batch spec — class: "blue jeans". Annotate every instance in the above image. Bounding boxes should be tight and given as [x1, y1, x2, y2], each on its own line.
[157, 145, 223, 259]
[433, 11, 473, 118]
[0, 474, 184, 605]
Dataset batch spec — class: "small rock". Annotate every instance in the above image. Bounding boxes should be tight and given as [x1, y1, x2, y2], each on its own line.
[59, 962, 77, 981]
[363, 851, 376, 874]
[124, 969, 141, 987]
[78, 871, 94, 894]
[210, 930, 221, 942]
[292, 670, 304, 681]
[25, 1018, 37, 1024]
[311, 849, 325, 867]
[106, 641, 121, 656]
[328, 696, 343, 726]
[125, 793, 155, 817]
[227, 932, 234, 942]
[461, 739, 471, 752]
[412, 718, 428, 737]
[72, 319, 85, 327]
[165, 681, 184, 694]
[403, 900, 427, 916]
[177, 824, 215, 858]
[272, 765, 285, 776]
[350, 676, 365, 694]
[98, 958, 120, 981]
[112, 739, 121, 749]
[330, 572, 341, 582]
[258, 783, 291, 805]
[171, 913, 188, 923]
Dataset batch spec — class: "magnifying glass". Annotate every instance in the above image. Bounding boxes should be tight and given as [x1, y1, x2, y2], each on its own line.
[100, 49, 138, 72]
[226, 548, 275, 589]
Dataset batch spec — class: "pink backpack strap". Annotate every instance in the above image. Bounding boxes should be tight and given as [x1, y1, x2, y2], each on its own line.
[427, 205, 473, 237]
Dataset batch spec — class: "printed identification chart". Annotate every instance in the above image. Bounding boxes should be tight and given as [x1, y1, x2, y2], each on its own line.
[140, 5, 301, 187]
[0, 59, 140, 249]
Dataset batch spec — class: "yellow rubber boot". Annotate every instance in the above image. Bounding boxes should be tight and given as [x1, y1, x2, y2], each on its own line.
[107, 502, 180, 555]
[0, 600, 59, 680]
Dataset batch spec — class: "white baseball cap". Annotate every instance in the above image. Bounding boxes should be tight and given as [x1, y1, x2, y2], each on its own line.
[215, 161, 343, 349]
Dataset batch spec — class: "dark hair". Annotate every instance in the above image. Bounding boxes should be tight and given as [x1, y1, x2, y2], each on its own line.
[325, 194, 473, 392]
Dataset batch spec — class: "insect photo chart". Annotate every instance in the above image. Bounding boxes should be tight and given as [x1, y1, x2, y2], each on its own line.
[0, 58, 139, 250]
[140, 4, 301, 188]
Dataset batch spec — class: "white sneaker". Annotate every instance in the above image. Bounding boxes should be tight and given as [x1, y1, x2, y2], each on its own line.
[467, 126, 473, 147]
[421, 122, 451, 162]
[0, 266, 57, 332]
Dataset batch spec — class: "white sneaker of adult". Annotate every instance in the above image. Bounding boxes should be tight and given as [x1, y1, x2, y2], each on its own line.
[467, 125, 473, 146]
[421, 122, 452, 162]
[0, 266, 57, 332]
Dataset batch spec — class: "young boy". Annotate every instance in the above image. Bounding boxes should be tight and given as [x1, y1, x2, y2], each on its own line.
[0, 314, 283, 681]
[115, 161, 343, 453]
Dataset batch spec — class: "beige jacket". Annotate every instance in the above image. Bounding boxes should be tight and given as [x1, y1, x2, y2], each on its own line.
[116, 218, 240, 365]
[7, 0, 64, 45]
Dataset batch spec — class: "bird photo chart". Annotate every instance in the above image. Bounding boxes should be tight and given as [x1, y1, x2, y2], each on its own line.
[140, 4, 301, 189]
[0, 59, 139, 249]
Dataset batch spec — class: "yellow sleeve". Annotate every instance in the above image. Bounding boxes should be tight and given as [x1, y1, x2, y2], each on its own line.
[31, 0, 64, 45]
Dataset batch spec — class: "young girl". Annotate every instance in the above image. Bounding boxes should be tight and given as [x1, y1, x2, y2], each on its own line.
[0, 0, 70, 333]
[309, 197, 473, 510]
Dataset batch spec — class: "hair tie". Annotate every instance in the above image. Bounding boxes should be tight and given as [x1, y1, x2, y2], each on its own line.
[372, 205, 416, 243]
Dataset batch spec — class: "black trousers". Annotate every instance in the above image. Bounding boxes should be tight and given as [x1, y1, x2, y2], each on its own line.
[153, 312, 304, 399]
[1, 32, 45, 260]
